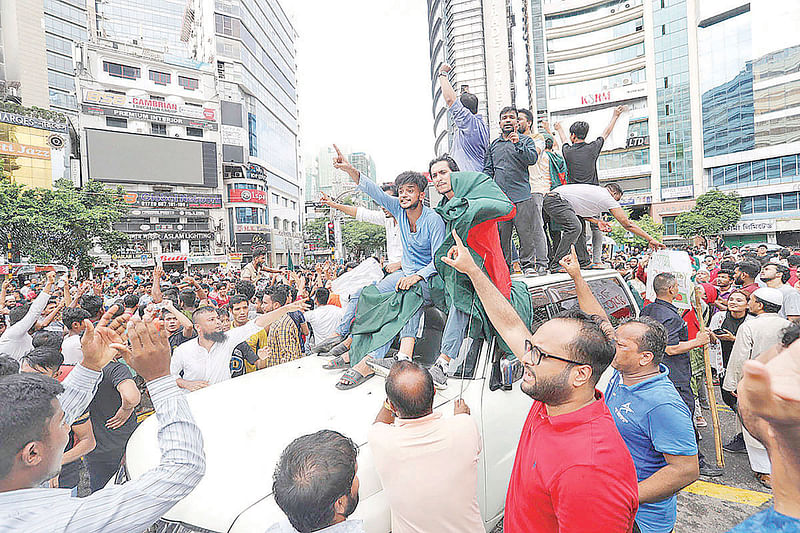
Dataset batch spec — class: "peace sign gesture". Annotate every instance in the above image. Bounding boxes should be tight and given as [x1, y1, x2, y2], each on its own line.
[332, 144, 360, 182]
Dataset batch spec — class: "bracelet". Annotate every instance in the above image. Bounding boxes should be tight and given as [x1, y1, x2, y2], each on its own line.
[383, 399, 392, 412]
[438, 72, 448, 77]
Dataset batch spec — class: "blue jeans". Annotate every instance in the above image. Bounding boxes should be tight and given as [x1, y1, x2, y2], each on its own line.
[368, 271, 432, 360]
[440, 305, 470, 360]
[336, 287, 363, 337]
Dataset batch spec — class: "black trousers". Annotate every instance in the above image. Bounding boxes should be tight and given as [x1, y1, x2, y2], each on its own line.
[86, 456, 122, 493]
[543, 192, 589, 269]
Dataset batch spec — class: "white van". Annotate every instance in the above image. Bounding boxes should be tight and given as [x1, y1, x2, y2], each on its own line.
[124, 269, 640, 533]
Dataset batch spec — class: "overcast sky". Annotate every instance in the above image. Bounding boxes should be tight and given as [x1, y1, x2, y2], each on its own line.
[287, 1, 435, 184]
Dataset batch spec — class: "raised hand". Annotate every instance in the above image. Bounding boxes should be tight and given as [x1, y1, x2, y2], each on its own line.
[558, 245, 581, 278]
[332, 144, 359, 181]
[439, 62, 452, 75]
[441, 230, 479, 275]
[507, 130, 520, 144]
[319, 192, 334, 207]
[112, 317, 171, 382]
[80, 304, 131, 372]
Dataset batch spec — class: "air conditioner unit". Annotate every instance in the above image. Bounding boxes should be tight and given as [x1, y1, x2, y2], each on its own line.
[213, 246, 224, 255]
[623, 78, 632, 85]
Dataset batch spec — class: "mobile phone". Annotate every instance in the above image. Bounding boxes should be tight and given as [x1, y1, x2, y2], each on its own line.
[713, 328, 728, 336]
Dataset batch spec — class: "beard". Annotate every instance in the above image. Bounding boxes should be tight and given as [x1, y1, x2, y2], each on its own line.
[203, 330, 228, 343]
[520, 364, 573, 405]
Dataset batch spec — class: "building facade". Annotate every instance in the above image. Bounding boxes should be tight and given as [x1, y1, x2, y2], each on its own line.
[75, 40, 227, 270]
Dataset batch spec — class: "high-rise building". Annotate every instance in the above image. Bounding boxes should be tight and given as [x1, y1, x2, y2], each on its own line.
[696, 2, 800, 246]
[95, 0, 191, 58]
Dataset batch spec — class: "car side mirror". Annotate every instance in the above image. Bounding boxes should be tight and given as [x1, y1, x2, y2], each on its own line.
[490, 353, 524, 391]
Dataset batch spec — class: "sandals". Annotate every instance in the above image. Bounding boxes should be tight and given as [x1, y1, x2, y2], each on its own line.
[323, 355, 349, 370]
[336, 368, 374, 390]
[754, 472, 772, 489]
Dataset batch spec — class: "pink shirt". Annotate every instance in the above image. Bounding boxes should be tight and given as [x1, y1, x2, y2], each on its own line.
[369, 411, 484, 533]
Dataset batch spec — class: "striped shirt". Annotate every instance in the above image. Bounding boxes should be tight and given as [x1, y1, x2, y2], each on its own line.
[0, 365, 206, 533]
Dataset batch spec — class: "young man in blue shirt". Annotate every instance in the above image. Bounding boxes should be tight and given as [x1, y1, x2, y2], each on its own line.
[331, 146, 446, 389]
[437, 63, 489, 172]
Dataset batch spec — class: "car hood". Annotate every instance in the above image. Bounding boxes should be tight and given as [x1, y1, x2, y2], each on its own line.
[125, 356, 463, 533]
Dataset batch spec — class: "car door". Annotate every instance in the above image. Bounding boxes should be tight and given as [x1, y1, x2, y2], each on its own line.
[478, 287, 548, 525]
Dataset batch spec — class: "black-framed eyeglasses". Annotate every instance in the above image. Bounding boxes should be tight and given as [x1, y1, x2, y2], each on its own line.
[524, 339, 586, 366]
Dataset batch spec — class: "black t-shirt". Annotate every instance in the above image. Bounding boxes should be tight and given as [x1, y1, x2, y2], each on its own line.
[59, 408, 90, 488]
[229, 341, 258, 377]
[169, 329, 197, 352]
[87, 361, 139, 462]
[562, 137, 605, 185]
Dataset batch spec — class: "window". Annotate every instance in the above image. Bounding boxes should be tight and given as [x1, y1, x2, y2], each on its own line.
[784, 192, 799, 211]
[547, 278, 634, 327]
[665, 104, 670, 116]
[273, 216, 280, 229]
[782, 155, 797, 177]
[667, 161, 674, 173]
[235, 207, 262, 224]
[283, 220, 289, 231]
[767, 158, 781, 179]
[768, 194, 782, 212]
[664, 77, 669, 88]
[178, 76, 199, 90]
[149, 70, 171, 85]
[291, 222, 297, 232]
[272, 193, 279, 204]
[161, 241, 181, 253]
[151, 123, 167, 135]
[662, 215, 677, 236]
[103, 61, 140, 80]
[291, 201, 297, 210]
[106, 117, 127, 128]
[666, 132, 671, 144]
[248, 113, 258, 157]
[190, 240, 210, 253]
[148, 95, 165, 102]
[186, 127, 203, 138]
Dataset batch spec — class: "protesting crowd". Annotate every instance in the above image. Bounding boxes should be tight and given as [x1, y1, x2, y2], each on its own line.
[0, 61, 798, 533]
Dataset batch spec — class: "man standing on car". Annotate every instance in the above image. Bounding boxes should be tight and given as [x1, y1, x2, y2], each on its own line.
[437, 63, 489, 172]
[441, 231, 639, 533]
[369, 360, 483, 533]
[554, 106, 627, 267]
[483, 106, 540, 275]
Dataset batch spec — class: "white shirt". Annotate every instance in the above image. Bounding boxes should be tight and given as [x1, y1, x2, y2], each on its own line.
[62, 334, 83, 365]
[304, 305, 344, 344]
[171, 320, 262, 385]
[0, 290, 51, 360]
[553, 184, 621, 218]
[356, 207, 403, 263]
[527, 134, 550, 195]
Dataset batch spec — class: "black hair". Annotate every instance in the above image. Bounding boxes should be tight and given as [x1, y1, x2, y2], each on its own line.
[62, 307, 90, 330]
[754, 296, 782, 315]
[0, 355, 19, 377]
[21, 347, 63, 372]
[314, 287, 330, 306]
[781, 321, 800, 347]
[269, 286, 289, 307]
[272, 430, 359, 533]
[517, 108, 533, 124]
[554, 310, 616, 385]
[8, 304, 31, 326]
[774, 263, 792, 284]
[229, 294, 249, 307]
[622, 317, 667, 366]
[720, 259, 736, 271]
[569, 121, 590, 140]
[380, 183, 398, 196]
[394, 171, 428, 193]
[460, 92, 478, 114]
[788, 255, 800, 267]
[499, 105, 517, 119]
[179, 290, 198, 309]
[736, 260, 761, 281]
[385, 360, 434, 419]
[191, 305, 218, 324]
[122, 294, 140, 309]
[605, 182, 623, 197]
[79, 295, 103, 318]
[32, 331, 63, 351]
[780, 248, 791, 259]
[545, 137, 554, 150]
[0, 373, 64, 478]
[216, 307, 230, 318]
[428, 154, 460, 177]
[653, 272, 677, 294]
[235, 280, 256, 300]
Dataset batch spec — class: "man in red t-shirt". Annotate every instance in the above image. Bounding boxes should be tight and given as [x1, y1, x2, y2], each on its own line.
[443, 236, 639, 533]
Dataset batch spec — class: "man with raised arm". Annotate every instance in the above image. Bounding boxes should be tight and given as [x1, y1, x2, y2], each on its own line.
[437, 63, 489, 172]
[0, 308, 206, 533]
[331, 145, 446, 389]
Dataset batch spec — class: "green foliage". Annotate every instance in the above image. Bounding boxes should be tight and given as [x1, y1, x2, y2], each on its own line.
[676, 190, 741, 238]
[610, 210, 663, 247]
[0, 101, 67, 122]
[0, 178, 129, 272]
[342, 220, 385, 257]
[305, 217, 328, 247]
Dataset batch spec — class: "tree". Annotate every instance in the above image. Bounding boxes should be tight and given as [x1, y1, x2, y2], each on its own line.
[0, 178, 129, 272]
[305, 217, 328, 248]
[676, 190, 741, 239]
[341, 220, 386, 258]
[610, 210, 663, 248]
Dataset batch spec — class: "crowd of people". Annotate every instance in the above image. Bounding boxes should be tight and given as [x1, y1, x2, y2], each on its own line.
[0, 64, 799, 533]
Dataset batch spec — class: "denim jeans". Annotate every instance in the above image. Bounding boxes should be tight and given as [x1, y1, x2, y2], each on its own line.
[530, 193, 549, 271]
[499, 197, 538, 270]
[335, 287, 363, 337]
[440, 305, 470, 360]
[366, 271, 433, 360]
[590, 221, 603, 263]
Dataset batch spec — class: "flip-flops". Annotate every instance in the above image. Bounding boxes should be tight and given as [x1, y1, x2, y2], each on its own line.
[323, 355, 348, 370]
[336, 368, 374, 390]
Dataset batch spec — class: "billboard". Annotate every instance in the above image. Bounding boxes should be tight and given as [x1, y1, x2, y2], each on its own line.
[0, 114, 68, 189]
[85, 129, 218, 187]
[229, 188, 266, 204]
[123, 191, 222, 209]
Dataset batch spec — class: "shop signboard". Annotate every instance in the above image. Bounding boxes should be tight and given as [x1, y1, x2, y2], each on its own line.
[123, 191, 222, 209]
[229, 188, 267, 204]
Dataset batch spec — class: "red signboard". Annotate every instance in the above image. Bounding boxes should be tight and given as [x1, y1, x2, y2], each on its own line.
[228, 188, 267, 204]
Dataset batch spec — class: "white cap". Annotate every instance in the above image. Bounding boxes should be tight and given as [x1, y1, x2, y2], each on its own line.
[753, 287, 783, 307]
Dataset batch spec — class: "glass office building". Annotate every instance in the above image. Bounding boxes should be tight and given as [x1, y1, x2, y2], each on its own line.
[44, 0, 90, 112]
[95, 0, 191, 57]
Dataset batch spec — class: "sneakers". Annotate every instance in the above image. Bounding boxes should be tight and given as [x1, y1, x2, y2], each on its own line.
[694, 413, 708, 428]
[699, 460, 724, 477]
[523, 267, 538, 276]
[428, 364, 448, 390]
[723, 433, 747, 454]
[367, 357, 396, 378]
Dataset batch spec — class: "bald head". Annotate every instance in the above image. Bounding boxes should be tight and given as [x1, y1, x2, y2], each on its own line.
[385, 360, 434, 419]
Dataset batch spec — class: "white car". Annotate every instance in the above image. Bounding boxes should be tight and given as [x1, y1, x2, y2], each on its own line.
[125, 270, 640, 533]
